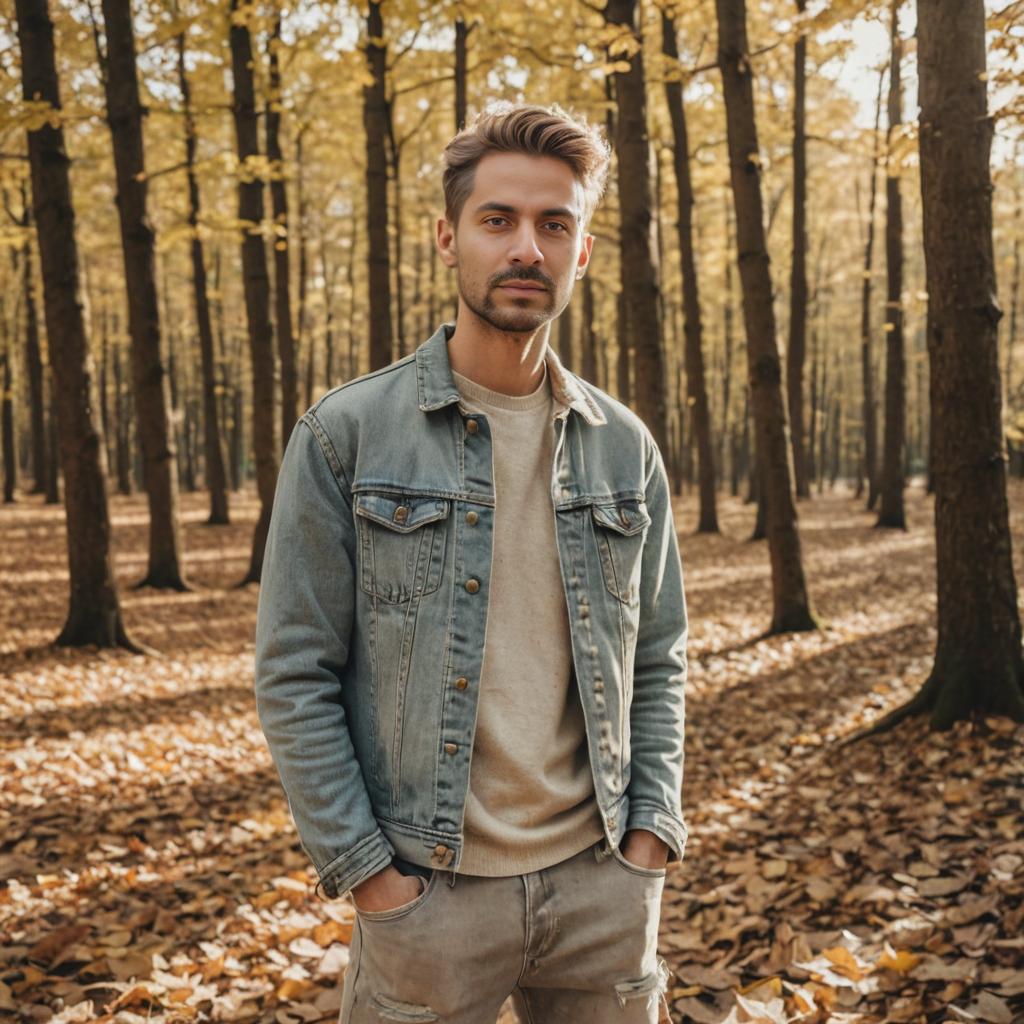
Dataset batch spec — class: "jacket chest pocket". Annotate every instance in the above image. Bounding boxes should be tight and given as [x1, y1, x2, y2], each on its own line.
[591, 499, 651, 605]
[354, 493, 449, 603]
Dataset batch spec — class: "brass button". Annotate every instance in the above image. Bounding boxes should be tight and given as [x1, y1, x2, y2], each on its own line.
[444, 742, 458, 755]
[466, 418, 479, 434]
[394, 505, 409, 523]
[580, 605, 590, 619]
[465, 578, 480, 594]
[433, 844, 448, 857]
[465, 510, 478, 525]
[455, 677, 468, 690]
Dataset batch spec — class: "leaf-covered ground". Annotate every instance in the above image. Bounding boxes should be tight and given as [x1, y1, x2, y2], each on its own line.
[1, 481, 1022, 1024]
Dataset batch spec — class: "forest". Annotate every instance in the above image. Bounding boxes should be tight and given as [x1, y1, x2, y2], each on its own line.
[1, 0, 1023, 1021]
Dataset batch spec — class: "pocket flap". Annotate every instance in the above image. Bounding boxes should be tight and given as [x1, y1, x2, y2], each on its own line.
[354, 493, 449, 533]
[591, 500, 651, 537]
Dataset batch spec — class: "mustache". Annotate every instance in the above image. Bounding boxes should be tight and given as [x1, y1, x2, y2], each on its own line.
[491, 269, 552, 289]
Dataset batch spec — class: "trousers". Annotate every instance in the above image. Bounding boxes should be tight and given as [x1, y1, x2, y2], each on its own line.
[338, 837, 673, 1023]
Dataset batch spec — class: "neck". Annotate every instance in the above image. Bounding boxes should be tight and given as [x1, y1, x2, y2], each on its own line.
[446, 301, 551, 396]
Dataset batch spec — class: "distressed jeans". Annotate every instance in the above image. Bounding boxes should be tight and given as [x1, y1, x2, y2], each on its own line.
[339, 838, 673, 1023]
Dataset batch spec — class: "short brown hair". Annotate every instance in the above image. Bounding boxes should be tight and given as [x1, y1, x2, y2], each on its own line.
[442, 101, 611, 230]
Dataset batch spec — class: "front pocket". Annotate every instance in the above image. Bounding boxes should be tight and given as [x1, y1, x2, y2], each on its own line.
[610, 844, 668, 879]
[354, 870, 439, 923]
[591, 499, 651, 604]
[354, 493, 449, 604]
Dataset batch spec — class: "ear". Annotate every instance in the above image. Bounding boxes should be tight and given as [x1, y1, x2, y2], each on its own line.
[437, 215, 458, 268]
[575, 232, 594, 280]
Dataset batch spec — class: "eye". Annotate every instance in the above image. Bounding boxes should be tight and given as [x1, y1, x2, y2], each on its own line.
[484, 216, 509, 227]
[545, 222, 568, 232]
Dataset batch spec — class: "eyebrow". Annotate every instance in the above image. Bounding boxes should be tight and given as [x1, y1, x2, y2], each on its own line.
[474, 201, 579, 223]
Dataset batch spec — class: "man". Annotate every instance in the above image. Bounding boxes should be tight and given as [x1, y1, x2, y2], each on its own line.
[255, 102, 688, 1023]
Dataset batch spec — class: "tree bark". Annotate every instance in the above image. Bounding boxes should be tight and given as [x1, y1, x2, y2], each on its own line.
[861, 66, 885, 508]
[907, 0, 1022, 725]
[1, 333, 14, 502]
[581, 272, 598, 384]
[176, 27, 229, 525]
[605, 0, 668, 453]
[16, 0, 133, 647]
[663, 9, 717, 533]
[363, 0, 394, 370]
[230, 0, 279, 584]
[266, 8, 299, 450]
[100, 0, 187, 589]
[787, 0, 810, 499]
[715, 0, 817, 633]
[877, 0, 907, 529]
[19, 193, 47, 494]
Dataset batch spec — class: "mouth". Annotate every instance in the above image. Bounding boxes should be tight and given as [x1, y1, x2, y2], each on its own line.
[498, 282, 547, 294]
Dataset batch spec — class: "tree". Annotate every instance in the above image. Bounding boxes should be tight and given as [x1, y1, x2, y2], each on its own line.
[715, 0, 817, 634]
[363, 0, 393, 370]
[876, 0, 907, 529]
[787, 0, 810, 499]
[858, 0, 1023, 732]
[604, 0, 669, 455]
[229, 0, 279, 584]
[175, 23, 229, 525]
[662, 7, 717, 533]
[15, 0, 133, 647]
[99, 0, 188, 590]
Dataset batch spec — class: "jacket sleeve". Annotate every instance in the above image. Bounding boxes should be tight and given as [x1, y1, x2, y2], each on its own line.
[625, 432, 689, 863]
[254, 411, 394, 899]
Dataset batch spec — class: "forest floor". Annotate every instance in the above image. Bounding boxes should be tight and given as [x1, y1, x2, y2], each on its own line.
[0, 480, 1022, 1024]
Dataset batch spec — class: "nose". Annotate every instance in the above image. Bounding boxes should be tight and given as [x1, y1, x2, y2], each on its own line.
[507, 224, 544, 266]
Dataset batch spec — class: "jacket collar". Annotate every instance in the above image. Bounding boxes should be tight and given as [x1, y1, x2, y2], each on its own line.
[415, 322, 607, 427]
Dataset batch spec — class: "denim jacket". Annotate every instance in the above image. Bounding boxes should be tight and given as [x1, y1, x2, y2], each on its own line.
[254, 323, 688, 900]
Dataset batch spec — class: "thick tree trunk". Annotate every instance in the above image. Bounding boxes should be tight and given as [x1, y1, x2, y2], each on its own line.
[788, 0, 810, 499]
[364, 0, 393, 370]
[605, 0, 668, 453]
[716, 0, 817, 633]
[266, 9, 298, 450]
[861, 67, 885, 508]
[229, 0, 279, 584]
[663, 9, 717, 533]
[877, 0, 907, 529]
[100, 0, 187, 589]
[15, 0, 133, 647]
[177, 29, 229, 525]
[906, 0, 1023, 726]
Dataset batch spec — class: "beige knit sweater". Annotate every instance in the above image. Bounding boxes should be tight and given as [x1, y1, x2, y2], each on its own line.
[452, 360, 605, 876]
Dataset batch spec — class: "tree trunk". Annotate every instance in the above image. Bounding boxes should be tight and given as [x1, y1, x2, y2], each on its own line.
[877, 0, 907, 529]
[364, 0, 393, 370]
[862, 66, 885, 509]
[905, 0, 1022, 726]
[1, 335, 14, 502]
[177, 27, 229, 525]
[557, 296, 574, 371]
[230, 0, 279, 584]
[581, 272, 598, 383]
[715, 0, 817, 633]
[16, 0, 133, 647]
[266, 8, 298, 450]
[787, 0, 810, 499]
[100, 0, 187, 589]
[604, 0, 668, 453]
[454, 16, 468, 132]
[296, 127, 311, 409]
[663, 9, 717, 533]
[19, 195, 47, 495]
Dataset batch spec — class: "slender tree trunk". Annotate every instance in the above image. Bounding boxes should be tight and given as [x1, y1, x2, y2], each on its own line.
[230, 0, 279, 584]
[364, 0, 393, 370]
[716, 0, 817, 633]
[557, 296, 574, 371]
[16, 0, 133, 647]
[296, 127, 311, 408]
[45, 373, 59, 504]
[663, 9, 717, 532]
[266, 8, 298, 449]
[788, 0, 810, 498]
[1, 335, 14, 502]
[454, 16, 468, 132]
[877, 0, 907, 529]
[862, 66, 885, 508]
[177, 28, 229, 525]
[100, 0, 188, 589]
[581, 272, 598, 383]
[605, 0, 668, 453]
[721, 197, 735, 492]
[19, 198, 47, 495]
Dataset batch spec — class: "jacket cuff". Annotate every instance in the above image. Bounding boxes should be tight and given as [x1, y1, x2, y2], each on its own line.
[314, 828, 396, 900]
[625, 803, 689, 864]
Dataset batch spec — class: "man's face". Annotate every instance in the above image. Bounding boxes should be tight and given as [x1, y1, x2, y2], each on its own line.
[437, 151, 594, 334]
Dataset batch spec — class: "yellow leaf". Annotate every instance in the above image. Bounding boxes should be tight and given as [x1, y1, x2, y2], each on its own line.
[876, 948, 920, 973]
[823, 945, 865, 980]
